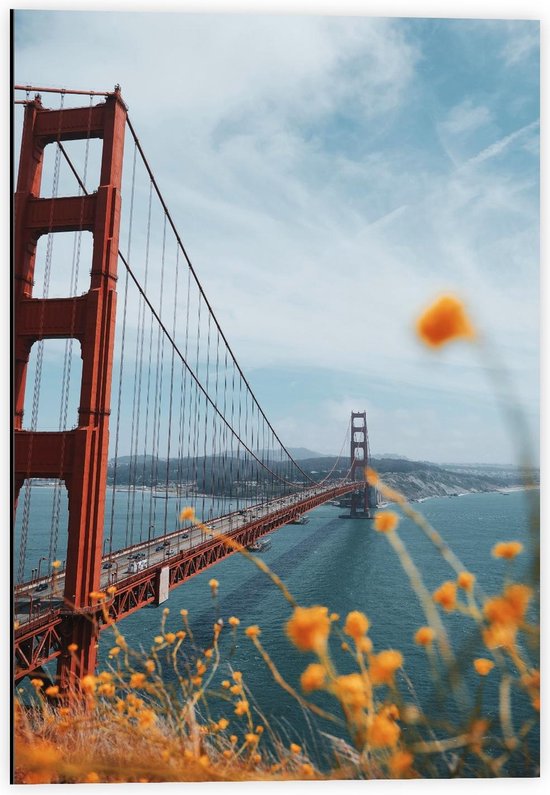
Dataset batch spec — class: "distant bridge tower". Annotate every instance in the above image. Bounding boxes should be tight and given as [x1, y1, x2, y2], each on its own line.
[14, 89, 127, 688]
[349, 411, 371, 518]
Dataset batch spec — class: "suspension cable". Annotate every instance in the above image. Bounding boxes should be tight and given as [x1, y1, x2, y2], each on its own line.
[56, 130, 352, 492]
[125, 116, 320, 486]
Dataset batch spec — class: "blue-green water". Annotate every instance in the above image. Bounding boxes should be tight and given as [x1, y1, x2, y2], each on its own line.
[15, 488, 539, 776]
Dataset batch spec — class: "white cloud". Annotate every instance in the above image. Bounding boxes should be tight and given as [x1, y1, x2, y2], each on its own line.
[439, 99, 492, 137]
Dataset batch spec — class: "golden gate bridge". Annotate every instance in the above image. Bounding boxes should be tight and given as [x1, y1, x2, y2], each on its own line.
[13, 85, 372, 690]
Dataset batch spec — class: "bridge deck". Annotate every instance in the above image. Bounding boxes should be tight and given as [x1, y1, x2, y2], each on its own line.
[14, 481, 364, 681]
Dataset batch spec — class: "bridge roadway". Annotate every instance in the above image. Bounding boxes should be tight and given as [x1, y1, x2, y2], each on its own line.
[14, 480, 364, 680]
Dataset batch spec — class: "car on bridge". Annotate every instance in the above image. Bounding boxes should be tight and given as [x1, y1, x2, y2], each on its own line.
[164, 548, 176, 557]
[34, 583, 48, 593]
[127, 559, 148, 574]
[102, 562, 114, 570]
[135, 552, 147, 560]
[155, 544, 165, 552]
[181, 532, 189, 540]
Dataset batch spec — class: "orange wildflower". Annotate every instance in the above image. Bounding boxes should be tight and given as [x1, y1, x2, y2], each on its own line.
[81, 675, 97, 693]
[180, 507, 195, 521]
[474, 658, 495, 676]
[483, 623, 516, 650]
[98, 682, 115, 698]
[370, 650, 404, 685]
[44, 685, 59, 697]
[245, 733, 259, 745]
[164, 632, 176, 644]
[374, 511, 399, 533]
[286, 606, 331, 653]
[484, 584, 532, 627]
[433, 581, 457, 612]
[344, 610, 370, 640]
[301, 763, 315, 776]
[492, 541, 523, 560]
[129, 673, 146, 688]
[365, 467, 379, 485]
[229, 616, 240, 627]
[245, 625, 261, 638]
[290, 743, 302, 754]
[367, 711, 401, 748]
[416, 295, 475, 348]
[51, 560, 61, 569]
[333, 673, 368, 712]
[414, 626, 435, 646]
[209, 578, 219, 591]
[234, 699, 249, 716]
[356, 636, 373, 654]
[300, 663, 326, 693]
[382, 703, 400, 720]
[217, 718, 229, 731]
[68, 643, 78, 652]
[457, 571, 476, 591]
[388, 750, 414, 778]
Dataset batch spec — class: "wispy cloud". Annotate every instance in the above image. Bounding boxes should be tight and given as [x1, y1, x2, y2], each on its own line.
[463, 120, 540, 169]
[439, 99, 492, 137]
[500, 22, 539, 66]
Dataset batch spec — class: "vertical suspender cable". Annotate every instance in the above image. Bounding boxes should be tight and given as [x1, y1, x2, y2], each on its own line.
[18, 92, 65, 584]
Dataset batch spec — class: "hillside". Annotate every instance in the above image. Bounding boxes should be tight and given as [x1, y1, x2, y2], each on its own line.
[107, 453, 537, 501]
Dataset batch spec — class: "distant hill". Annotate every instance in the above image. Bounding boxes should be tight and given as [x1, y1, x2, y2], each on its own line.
[290, 456, 538, 500]
[286, 447, 333, 460]
[107, 451, 538, 501]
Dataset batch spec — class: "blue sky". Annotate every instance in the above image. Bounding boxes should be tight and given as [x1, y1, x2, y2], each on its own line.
[13, 12, 539, 464]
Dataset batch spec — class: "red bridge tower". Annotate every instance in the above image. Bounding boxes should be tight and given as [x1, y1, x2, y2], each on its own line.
[349, 411, 371, 518]
[14, 89, 127, 688]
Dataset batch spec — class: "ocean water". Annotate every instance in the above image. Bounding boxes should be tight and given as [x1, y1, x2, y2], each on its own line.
[14, 487, 540, 776]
